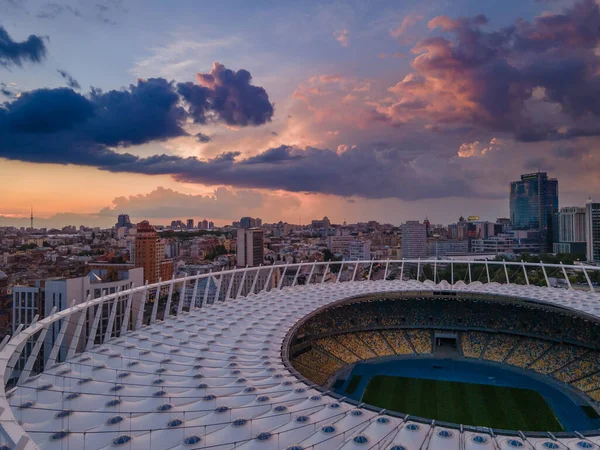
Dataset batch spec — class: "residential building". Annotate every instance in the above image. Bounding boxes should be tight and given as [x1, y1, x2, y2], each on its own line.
[586, 201, 600, 262]
[553, 206, 587, 257]
[348, 240, 371, 260]
[427, 239, 469, 258]
[187, 219, 194, 229]
[327, 236, 354, 255]
[11, 267, 143, 376]
[471, 234, 540, 254]
[311, 217, 331, 230]
[236, 228, 264, 267]
[401, 221, 427, 258]
[134, 221, 173, 284]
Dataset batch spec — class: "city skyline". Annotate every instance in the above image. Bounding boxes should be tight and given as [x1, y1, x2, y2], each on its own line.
[2, 0, 600, 227]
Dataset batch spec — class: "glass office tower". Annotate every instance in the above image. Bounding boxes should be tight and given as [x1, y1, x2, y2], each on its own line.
[509, 172, 558, 251]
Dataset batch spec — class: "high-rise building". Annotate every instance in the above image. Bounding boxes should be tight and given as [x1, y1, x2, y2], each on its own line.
[201, 219, 209, 230]
[134, 221, 173, 284]
[401, 221, 427, 258]
[187, 219, 194, 229]
[237, 228, 264, 267]
[115, 214, 133, 229]
[586, 201, 600, 262]
[208, 221, 214, 229]
[240, 217, 262, 228]
[557, 207, 586, 242]
[509, 172, 558, 250]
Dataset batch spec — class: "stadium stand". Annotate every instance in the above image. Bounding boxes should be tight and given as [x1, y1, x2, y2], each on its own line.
[528, 344, 587, 374]
[406, 329, 432, 354]
[505, 338, 552, 368]
[553, 352, 600, 383]
[381, 330, 415, 355]
[482, 334, 521, 362]
[461, 332, 488, 358]
[336, 333, 377, 360]
[314, 336, 361, 364]
[290, 296, 600, 397]
[355, 331, 395, 357]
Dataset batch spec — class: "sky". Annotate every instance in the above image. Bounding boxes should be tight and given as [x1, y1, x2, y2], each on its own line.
[1, 0, 599, 228]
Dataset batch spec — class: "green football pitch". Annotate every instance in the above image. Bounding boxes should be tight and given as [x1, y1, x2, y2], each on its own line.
[360, 375, 564, 431]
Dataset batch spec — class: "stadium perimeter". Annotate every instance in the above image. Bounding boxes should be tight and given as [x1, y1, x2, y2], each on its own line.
[1, 260, 600, 449]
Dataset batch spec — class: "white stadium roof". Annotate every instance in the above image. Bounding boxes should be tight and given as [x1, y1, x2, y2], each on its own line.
[3, 262, 600, 449]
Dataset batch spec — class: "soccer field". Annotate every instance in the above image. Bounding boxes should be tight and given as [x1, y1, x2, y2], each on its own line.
[361, 375, 564, 431]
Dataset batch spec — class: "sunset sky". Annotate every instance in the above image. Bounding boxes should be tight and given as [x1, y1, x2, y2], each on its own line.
[1, 0, 599, 228]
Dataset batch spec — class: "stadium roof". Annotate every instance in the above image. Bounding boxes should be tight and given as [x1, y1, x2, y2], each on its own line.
[6, 277, 600, 449]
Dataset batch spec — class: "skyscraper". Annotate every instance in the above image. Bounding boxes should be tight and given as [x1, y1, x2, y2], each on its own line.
[115, 214, 133, 229]
[509, 172, 558, 250]
[236, 228, 264, 267]
[187, 219, 194, 229]
[586, 200, 600, 262]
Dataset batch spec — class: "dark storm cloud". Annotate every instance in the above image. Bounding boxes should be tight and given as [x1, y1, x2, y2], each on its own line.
[179, 62, 274, 126]
[0, 82, 11, 96]
[197, 62, 275, 126]
[195, 133, 211, 143]
[0, 63, 273, 163]
[57, 69, 81, 89]
[0, 26, 46, 68]
[390, 0, 600, 142]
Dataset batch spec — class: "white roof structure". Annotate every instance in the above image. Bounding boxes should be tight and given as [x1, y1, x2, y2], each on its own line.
[3, 260, 600, 449]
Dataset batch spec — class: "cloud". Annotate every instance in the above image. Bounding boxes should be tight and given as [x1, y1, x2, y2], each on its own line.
[0, 82, 12, 96]
[0, 25, 47, 68]
[390, 14, 424, 43]
[378, 52, 406, 59]
[334, 29, 349, 47]
[0, 127, 485, 200]
[378, 0, 600, 142]
[57, 69, 81, 89]
[0, 62, 273, 165]
[36, 3, 81, 19]
[195, 133, 211, 143]
[0, 186, 303, 228]
[191, 62, 274, 126]
[457, 137, 504, 158]
[100, 186, 301, 222]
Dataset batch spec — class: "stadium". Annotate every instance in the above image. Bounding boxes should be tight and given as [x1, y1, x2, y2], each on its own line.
[1, 259, 600, 450]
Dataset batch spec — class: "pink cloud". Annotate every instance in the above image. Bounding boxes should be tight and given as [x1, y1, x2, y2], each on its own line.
[390, 14, 424, 43]
[334, 29, 349, 47]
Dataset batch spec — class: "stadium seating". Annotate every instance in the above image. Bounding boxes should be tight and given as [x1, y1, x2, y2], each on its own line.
[381, 330, 415, 355]
[528, 344, 587, 374]
[295, 297, 600, 346]
[461, 332, 488, 358]
[335, 333, 377, 360]
[355, 331, 395, 357]
[482, 334, 521, 362]
[406, 329, 432, 354]
[314, 336, 361, 364]
[505, 338, 552, 368]
[290, 296, 600, 393]
[553, 352, 600, 383]
[572, 373, 600, 393]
